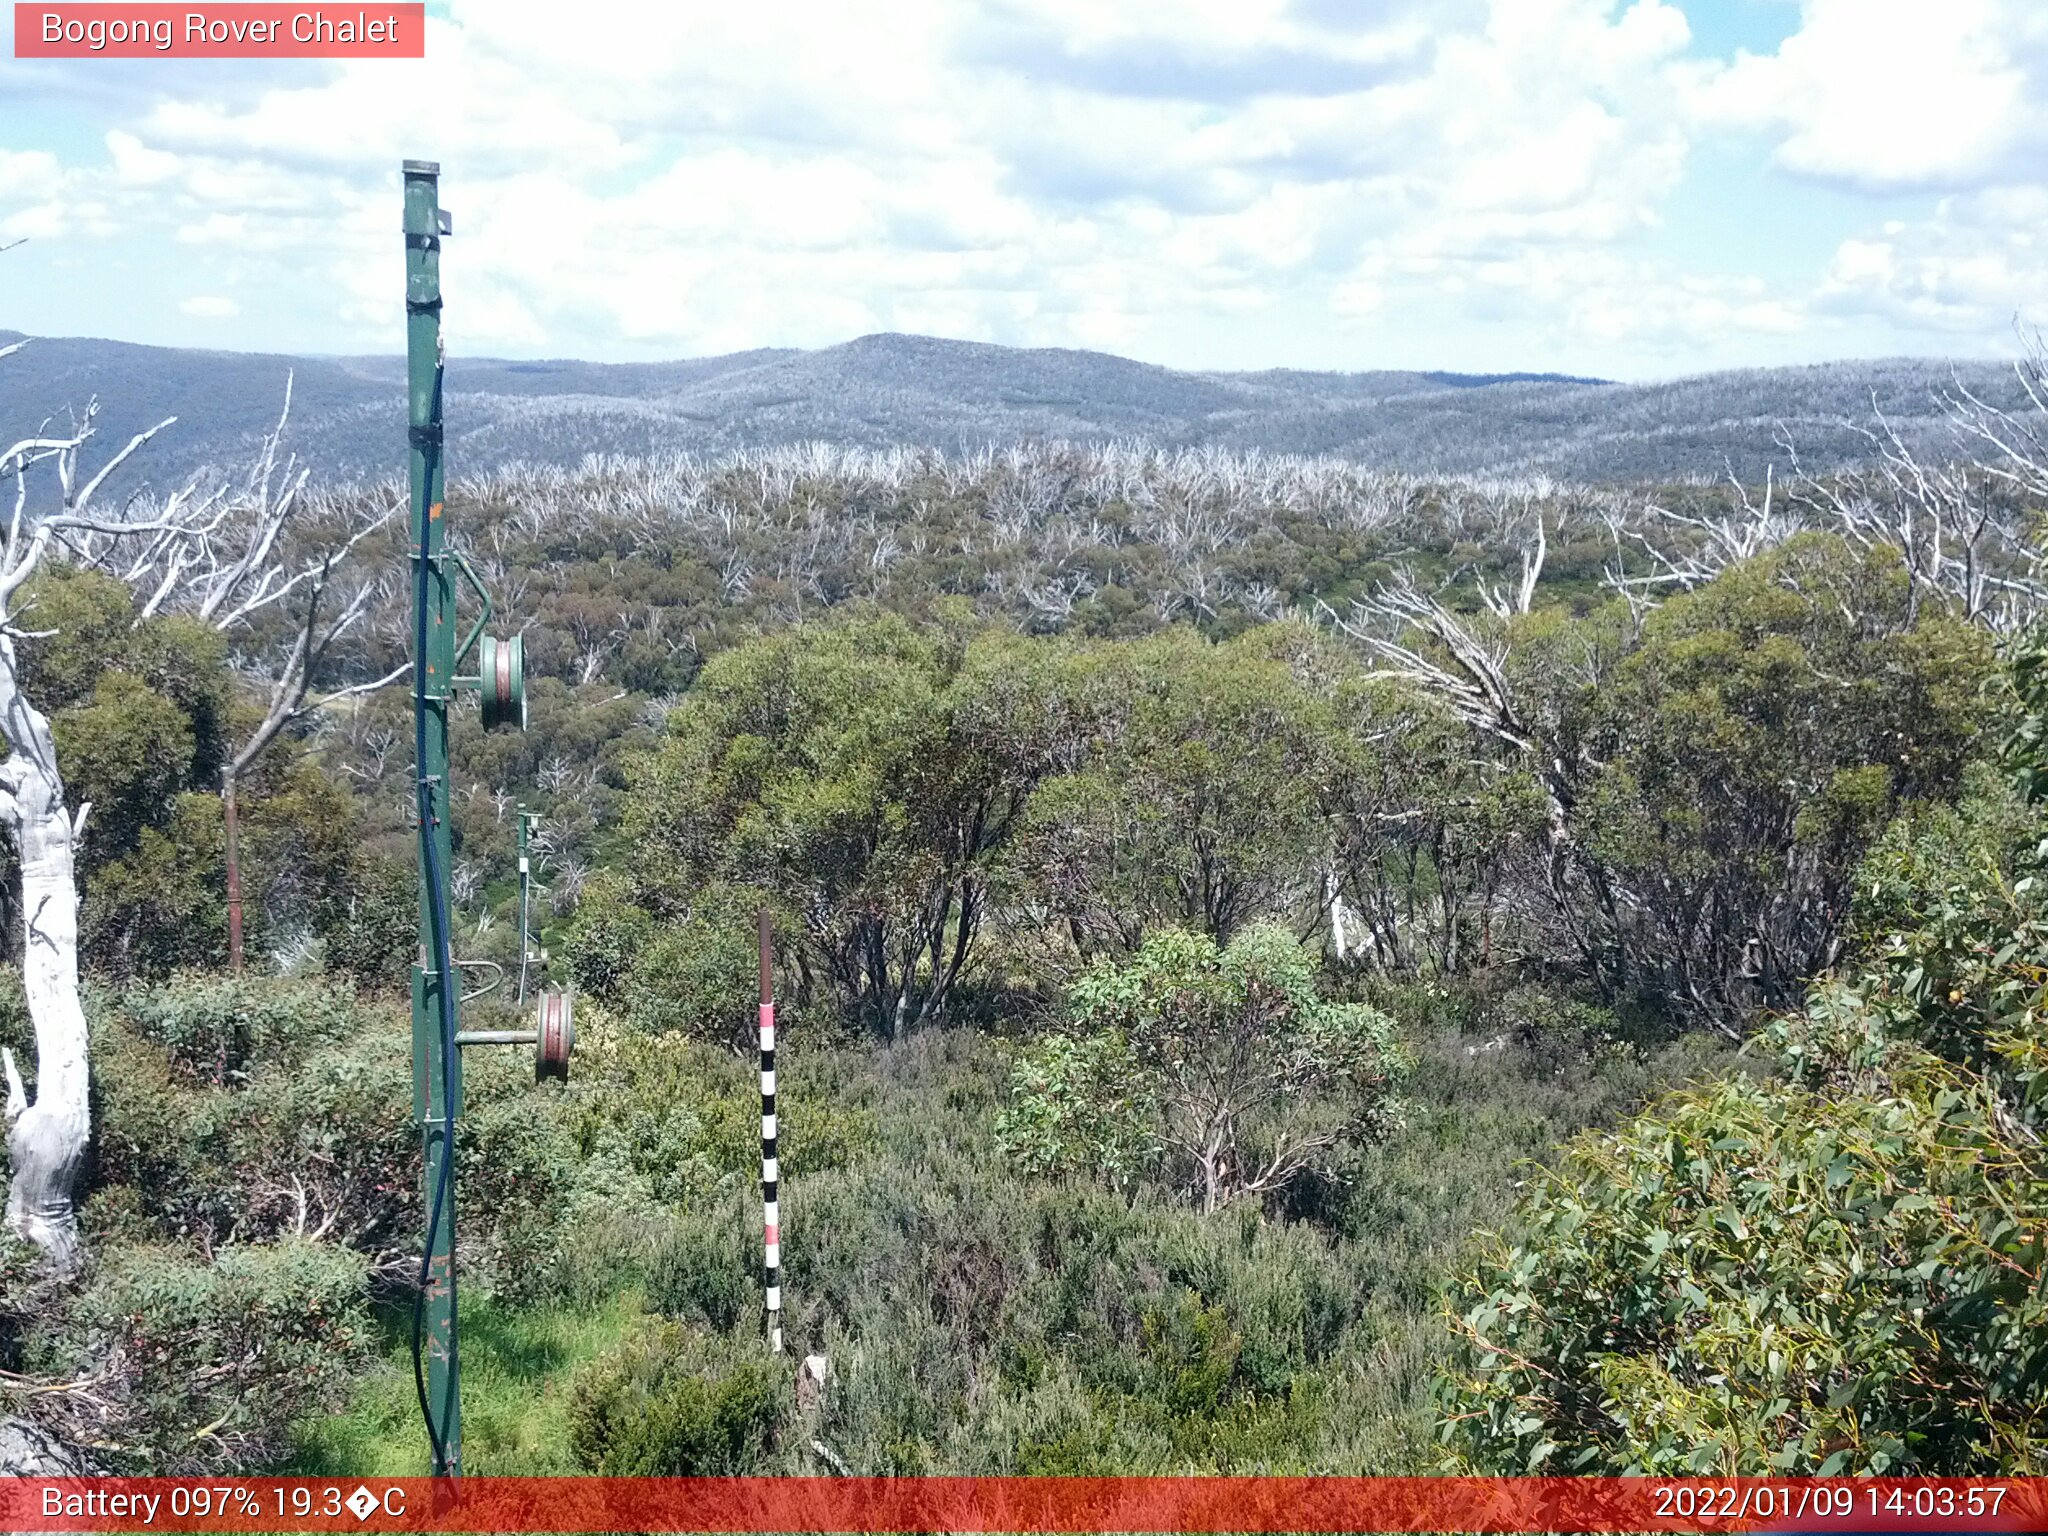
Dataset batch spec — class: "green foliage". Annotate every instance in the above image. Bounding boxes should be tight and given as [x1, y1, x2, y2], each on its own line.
[5, 498, 2006, 1482]
[777, 1129, 1362, 1471]
[647, 1189, 757, 1331]
[320, 850, 417, 995]
[118, 970, 361, 1084]
[616, 883, 762, 1044]
[584, 1025, 876, 1202]
[83, 794, 226, 979]
[0, 562, 372, 978]
[289, 990, 1727, 1475]
[1574, 535, 1992, 1019]
[93, 980, 420, 1253]
[1321, 673, 1548, 975]
[56, 671, 197, 852]
[92, 977, 595, 1282]
[74, 1238, 371, 1473]
[1836, 762, 2048, 1098]
[240, 754, 372, 964]
[561, 870, 655, 1004]
[0, 963, 28, 1087]
[994, 1030, 1153, 1189]
[1440, 633, 2048, 1475]
[289, 1292, 647, 1476]
[621, 611, 1066, 1037]
[1439, 1062, 2046, 1474]
[567, 1323, 784, 1474]
[1007, 627, 1337, 950]
[19, 573, 237, 976]
[1006, 925, 1407, 1211]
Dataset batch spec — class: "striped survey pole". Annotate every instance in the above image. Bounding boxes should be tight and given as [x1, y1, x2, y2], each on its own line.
[759, 908, 782, 1353]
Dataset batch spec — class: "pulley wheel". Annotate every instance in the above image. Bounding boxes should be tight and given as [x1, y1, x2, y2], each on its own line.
[536, 988, 574, 1081]
[479, 633, 527, 732]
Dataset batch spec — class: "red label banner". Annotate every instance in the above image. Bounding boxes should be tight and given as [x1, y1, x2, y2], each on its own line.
[0, 1476, 2042, 1533]
[13, 5, 425, 58]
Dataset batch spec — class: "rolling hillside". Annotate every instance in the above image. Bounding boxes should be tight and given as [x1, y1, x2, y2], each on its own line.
[0, 327, 2022, 491]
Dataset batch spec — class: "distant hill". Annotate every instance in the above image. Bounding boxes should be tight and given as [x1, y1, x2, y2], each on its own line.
[0, 328, 2024, 491]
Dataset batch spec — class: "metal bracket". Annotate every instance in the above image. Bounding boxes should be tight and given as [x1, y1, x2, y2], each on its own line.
[453, 957, 503, 1003]
[448, 546, 494, 672]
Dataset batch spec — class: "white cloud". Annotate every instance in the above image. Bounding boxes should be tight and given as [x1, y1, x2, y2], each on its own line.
[179, 295, 239, 318]
[19, 0, 1997, 372]
[105, 130, 179, 187]
[0, 149, 91, 241]
[1816, 186, 2048, 336]
[1692, 0, 2048, 191]
[8, 0, 1713, 360]
[0, 150, 62, 200]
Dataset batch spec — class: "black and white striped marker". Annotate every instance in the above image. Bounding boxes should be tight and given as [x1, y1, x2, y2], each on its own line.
[759, 908, 781, 1354]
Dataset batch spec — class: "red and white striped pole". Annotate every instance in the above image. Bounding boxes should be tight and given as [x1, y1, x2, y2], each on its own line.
[758, 908, 782, 1354]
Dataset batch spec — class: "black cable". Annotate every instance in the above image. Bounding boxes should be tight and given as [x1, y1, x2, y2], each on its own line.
[409, 426, 459, 1479]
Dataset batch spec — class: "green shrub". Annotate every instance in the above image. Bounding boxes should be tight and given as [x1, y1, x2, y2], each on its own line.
[83, 795, 226, 979]
[1440, 692, 2048, 1475]
[562, 871, 656, 1005]
[94, 979, 594, 1273]
[321, 850, 418, 996]
[94, 993, 418, 1253]
[78, 1238, 370, 1473]
[993, 1029, 1153, 1188]
[1001, 925, 1408, 1211]
[567, 1322, 783, 1473]
[117, 971, 359, 1084]
[647, 1190, 756, 1331]
[1840, 760, 2048, 1096]
[620, 884, 761, 1044]
[1438, 1059, 2047, 1474]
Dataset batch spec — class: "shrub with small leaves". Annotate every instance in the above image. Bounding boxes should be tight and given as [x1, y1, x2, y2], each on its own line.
[76, 1238, 370, 1474]
[1003, 925, 1407, 1211]
[567, 1322, 784, 1474]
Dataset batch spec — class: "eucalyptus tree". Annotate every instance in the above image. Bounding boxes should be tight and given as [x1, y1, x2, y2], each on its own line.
[1318, 674, 1548, 975]
[619, 611, 1073, 1038]
[1331, 530, 1987, 1030]
[0, 334, 404, 1264]
[1007, 626, 1339, 957]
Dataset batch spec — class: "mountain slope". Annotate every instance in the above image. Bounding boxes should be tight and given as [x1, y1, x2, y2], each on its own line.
[0, 328, 2021, 490]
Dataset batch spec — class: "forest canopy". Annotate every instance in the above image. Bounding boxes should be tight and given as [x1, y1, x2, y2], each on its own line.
[0, 424, 2041, 1477]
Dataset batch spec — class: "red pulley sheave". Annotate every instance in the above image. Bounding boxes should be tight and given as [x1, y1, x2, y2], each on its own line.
[535, 989, 574, 1081]
[478, 633, 526, 732]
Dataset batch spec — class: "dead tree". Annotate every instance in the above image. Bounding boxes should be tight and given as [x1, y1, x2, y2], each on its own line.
[0, 386, 178, 1271]
[1608, 330, 2048, 632]
[1476, 507, 1548, 619]
[1321, 570, 1580, 909]
[119, 383, 404, 968]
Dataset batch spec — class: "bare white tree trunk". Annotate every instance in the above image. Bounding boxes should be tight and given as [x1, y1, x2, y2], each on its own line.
[0, 632, 88, 1275]
[1324, 865, 1350, 962]
[0, 335, 176, 1271]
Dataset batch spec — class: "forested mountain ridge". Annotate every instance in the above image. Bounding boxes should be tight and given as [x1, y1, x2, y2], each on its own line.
[0, 326, 2028, 490]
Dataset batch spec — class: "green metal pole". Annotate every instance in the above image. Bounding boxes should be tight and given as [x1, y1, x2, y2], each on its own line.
[404, 157, 461, 1478]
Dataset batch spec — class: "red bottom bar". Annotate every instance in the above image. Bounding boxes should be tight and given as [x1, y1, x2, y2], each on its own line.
[2, 1476, 2042, 1533]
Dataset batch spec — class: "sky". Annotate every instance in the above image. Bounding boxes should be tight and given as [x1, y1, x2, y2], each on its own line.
[3, 0, 2047, 380]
